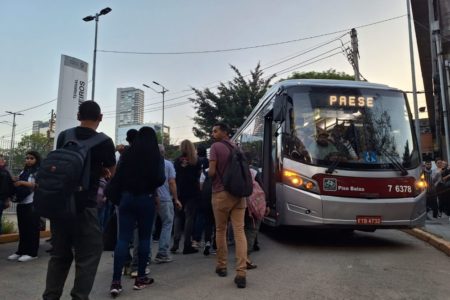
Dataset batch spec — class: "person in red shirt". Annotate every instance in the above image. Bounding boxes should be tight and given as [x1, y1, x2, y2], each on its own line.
[208, 122, 247, 289]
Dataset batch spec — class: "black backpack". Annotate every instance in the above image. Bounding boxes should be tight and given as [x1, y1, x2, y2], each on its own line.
[219, 141, 253, 198]
[34, 128, 109, 220]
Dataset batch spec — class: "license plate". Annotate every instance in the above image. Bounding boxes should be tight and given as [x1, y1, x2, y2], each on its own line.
[356, 216, 382, 225]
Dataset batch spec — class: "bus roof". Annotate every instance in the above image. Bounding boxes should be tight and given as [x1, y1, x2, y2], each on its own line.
[274, 79, 402, 92]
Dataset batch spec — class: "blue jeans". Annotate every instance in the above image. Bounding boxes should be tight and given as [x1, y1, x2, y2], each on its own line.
[113, 192, 155, 281]
[157, 201, 174, 257]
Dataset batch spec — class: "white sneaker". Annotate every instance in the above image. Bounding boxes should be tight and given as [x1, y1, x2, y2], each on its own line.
[130, 267, 150, 278]
[7, 253, 21, 261]
[18, 255, 37, 262]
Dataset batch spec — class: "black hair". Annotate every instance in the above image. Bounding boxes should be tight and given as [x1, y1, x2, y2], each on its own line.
[78, 101, 101, 121]
[213, 122, 231, 134]
[121, 126, 162, 191]
[25, 150, 41, 172]
[197, 144, 207, 157]
[126, 129, 138, 144]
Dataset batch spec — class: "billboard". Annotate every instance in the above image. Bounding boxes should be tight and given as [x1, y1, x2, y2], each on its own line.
[54, 55, 88, 148]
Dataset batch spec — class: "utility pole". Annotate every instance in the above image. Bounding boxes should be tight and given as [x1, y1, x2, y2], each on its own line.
[48, 109, 56, 139]
[428, 0, 441, 157]
[406, 0, 421, 156]
[350, 28, 360, 81]
[5, 111, 24, 171]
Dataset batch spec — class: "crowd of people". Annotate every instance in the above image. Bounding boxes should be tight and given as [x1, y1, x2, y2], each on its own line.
[0, 101, 269, 299]
[422, 158, 450, 220]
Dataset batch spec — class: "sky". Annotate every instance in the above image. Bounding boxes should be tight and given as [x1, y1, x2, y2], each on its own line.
[0, 0, 427, 145]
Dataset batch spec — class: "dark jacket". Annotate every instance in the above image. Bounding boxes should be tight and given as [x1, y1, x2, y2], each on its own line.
[0, 167, 14, 201]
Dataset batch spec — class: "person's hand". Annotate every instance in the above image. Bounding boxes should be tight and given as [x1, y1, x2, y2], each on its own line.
[264, 207, 270, 216]
[13, 181, 23, 187]
[102, 168, 112, 179]
[3, 199, 11, 209]
[174, 199, 182, 210]
[115, 144, 125, 154]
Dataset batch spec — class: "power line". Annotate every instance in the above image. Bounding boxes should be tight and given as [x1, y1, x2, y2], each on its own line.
[102, 37, 350, 116]
[104, 48, 349, 118]
[97, 15, 405, 56]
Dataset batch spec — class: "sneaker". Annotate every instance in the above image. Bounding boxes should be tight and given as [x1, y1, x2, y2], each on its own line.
[110, 281, 122, 298]
[191, 240, 200, 248]
[133, 276, 154, 290]
[130, 267, 150, 278]
[7, 253, 21, 261]
[183, 247, 199, 255]
[18, 255, 37, 262]
[154, 255, 173, 264]
[246, 261, 257, 270]
[215, 267, 227, 277]
[234, 276, 246, 288]
[203, 242, 211, 256]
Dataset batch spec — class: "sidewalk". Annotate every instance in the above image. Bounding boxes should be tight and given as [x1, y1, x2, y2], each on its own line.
[404, 213, 450, 256]
[423, 214, 450, 241]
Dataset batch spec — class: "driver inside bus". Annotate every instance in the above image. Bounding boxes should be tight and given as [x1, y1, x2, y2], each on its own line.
[309, 129, 339, 160]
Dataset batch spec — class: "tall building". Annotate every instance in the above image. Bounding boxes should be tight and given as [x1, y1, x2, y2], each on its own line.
[115, 87, 144, 142]
[32, 120, 49, 135]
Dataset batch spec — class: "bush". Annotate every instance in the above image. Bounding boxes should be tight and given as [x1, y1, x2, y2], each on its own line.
[1, 216, 16, 234]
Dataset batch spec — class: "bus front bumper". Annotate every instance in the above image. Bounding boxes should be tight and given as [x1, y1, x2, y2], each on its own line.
[276, 185, 426, 229]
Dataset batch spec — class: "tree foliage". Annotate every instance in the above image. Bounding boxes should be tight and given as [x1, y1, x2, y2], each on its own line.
[11, 133, 52, 173]
[190, 63, 275, 141]
[285, 69, 354, 81]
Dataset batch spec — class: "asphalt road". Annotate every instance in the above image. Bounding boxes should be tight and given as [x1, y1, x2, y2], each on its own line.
[1, 228, 449, 300]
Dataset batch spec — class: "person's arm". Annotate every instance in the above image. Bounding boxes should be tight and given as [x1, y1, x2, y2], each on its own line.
[208, 160, 217, 178]
[169, 178, 182, 209]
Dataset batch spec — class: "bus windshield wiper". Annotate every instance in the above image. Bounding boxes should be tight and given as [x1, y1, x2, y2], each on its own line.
[325, 155, 344, 174]
[379, 147, 408, 176]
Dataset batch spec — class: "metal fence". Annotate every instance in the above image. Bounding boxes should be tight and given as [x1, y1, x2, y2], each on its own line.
[4, 202, 17, 214]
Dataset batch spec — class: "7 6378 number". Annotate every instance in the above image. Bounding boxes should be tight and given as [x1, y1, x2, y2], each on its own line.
[387, 185, 412, 193]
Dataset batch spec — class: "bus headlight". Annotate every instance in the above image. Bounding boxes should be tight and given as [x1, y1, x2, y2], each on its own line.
[283, 169, 319, 194]
[414, 173, 427, 193]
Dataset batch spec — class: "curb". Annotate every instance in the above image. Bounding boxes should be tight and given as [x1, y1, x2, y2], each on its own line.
[403, 228, 450, 256]
[0, 230, 51, 244]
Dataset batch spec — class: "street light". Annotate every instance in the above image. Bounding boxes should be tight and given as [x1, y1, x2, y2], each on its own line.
[5, 111, 24, 171]
[142, 82, 169, 143]
[83, 7, 112, 101]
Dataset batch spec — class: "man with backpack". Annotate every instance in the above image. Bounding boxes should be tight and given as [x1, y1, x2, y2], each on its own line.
[209, 122, 251, 289]
[42, 101, 116, 300]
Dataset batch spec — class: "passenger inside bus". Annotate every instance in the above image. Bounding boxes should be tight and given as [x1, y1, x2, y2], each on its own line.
[308, 130, 338, 160]
[330, 124, 359, 160]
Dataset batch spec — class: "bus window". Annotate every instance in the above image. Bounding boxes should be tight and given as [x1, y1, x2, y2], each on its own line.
[284, 87, 420, 170]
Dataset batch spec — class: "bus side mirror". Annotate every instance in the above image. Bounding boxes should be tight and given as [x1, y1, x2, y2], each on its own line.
[273, 94, 289, 122]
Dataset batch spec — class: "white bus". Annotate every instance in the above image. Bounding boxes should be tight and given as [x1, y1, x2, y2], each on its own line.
[233, 79, 426, 230]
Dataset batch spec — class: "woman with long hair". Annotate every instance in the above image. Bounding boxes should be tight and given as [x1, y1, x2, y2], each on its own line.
[8, 150, 41, 262]
[110, 126, 165, 297]
[171, 139, 202, 254]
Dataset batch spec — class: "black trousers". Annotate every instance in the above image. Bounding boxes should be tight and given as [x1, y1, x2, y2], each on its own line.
[16, 202, 40, 257]
[43, 207, 103, 300]
[426, 193, 438, 217]
[173, 199, 197, 249]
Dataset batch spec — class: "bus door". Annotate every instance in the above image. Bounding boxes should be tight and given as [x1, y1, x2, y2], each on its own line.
[263, 111, 281, 222]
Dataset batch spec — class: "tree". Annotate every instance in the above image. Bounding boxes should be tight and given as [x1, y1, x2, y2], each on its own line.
[190, 63, 275, 141]
[12, 133, 52, 172]
[284, 69, 354, 81]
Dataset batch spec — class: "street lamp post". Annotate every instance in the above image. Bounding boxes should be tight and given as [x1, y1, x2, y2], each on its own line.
[5, 111, 24, 171]
[83, 7, 112, 101]
[143, 82, 169, 143]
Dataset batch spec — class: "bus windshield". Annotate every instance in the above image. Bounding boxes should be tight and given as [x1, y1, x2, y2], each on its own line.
[284, 86, 420, 170]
